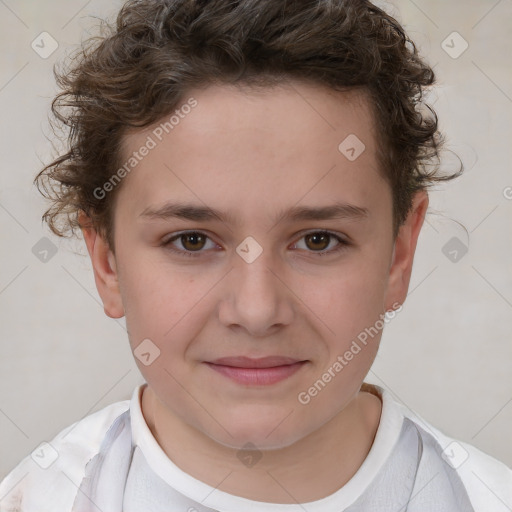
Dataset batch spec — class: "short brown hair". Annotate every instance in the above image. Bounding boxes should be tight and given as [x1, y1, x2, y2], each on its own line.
[35, 0, 462, 250]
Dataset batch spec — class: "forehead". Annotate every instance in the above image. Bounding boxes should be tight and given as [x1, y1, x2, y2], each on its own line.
[115, 81, 387, 225]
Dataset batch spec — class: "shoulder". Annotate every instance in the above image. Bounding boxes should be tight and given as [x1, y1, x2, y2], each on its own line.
[396, 398, 512, 511]
[0, 399, 130, 512]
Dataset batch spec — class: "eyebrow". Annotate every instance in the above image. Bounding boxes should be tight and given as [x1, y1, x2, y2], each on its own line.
[139, 201, 369, 225]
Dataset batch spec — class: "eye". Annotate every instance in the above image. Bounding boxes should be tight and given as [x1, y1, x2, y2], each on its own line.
[292, 230, 349, 256]
[162, 230, 349, 258]
[162, 231, 218, 257]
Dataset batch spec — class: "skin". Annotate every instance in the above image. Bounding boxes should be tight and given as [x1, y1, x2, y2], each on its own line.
[80, 81, 428, 503]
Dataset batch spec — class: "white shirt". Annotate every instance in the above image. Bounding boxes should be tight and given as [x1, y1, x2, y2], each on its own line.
[1, 383, 511, 511]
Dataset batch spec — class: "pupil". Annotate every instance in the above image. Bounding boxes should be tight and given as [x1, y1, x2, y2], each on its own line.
[184, 233, 204, 250]
[307, 233, 329, 251]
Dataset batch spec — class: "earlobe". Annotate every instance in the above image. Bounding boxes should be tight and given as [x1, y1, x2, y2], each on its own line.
[384, 190, 429, 310]
[79, 211, 124, 319]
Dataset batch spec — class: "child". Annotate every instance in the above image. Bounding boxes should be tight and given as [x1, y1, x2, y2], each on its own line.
[1, 0, 510, 510]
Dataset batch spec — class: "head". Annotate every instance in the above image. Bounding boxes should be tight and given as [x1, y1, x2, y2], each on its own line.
[36, 0, 461, 450]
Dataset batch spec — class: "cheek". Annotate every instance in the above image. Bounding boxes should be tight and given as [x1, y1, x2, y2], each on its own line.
[307, 256, 389, 334]
[118, 261, 193, 350]
[297, 269, 387, 406]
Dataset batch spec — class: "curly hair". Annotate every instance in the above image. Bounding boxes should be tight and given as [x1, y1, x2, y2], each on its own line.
[35, 0, 462, 251]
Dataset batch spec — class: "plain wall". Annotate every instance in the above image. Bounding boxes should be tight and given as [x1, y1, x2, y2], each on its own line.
[0, 0, 511, 480]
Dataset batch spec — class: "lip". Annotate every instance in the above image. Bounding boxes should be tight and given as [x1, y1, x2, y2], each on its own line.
[205, 356, 308, 386]
[209, 356, 303, 368]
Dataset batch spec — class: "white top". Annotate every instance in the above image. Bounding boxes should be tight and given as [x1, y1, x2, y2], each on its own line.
[1, 383, 511, 512]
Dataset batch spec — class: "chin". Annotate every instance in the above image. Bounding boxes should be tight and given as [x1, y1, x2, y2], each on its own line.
[204, 417, 311, 451]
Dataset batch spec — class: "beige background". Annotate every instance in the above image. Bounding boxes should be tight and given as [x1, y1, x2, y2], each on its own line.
[0, 0, 511, 481]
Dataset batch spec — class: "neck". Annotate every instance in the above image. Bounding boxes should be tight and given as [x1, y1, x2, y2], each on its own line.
[141, 384, 382, 504]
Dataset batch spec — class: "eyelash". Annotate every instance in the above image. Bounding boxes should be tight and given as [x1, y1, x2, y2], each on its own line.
[161, 230, 350, 258]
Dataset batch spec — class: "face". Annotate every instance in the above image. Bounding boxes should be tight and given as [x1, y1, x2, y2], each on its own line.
[83, 81, 427, 450]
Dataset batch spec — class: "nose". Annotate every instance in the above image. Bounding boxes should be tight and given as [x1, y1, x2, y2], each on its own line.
[218, 246, 295, 337]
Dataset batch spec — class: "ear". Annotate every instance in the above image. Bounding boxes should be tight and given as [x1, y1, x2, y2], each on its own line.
[384, 190, 429, 311]
[79, 211, 124, 319]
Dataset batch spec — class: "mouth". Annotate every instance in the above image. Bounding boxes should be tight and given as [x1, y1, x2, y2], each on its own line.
[204, 356, 308, 386]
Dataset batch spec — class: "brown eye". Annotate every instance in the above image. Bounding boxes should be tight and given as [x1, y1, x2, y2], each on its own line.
[163, 231, 217, 257]
[162, 229, 349, 259]
[293, 230, 349, 256]
[304, 232, 331, 251]
[180, 232, 207, 251]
